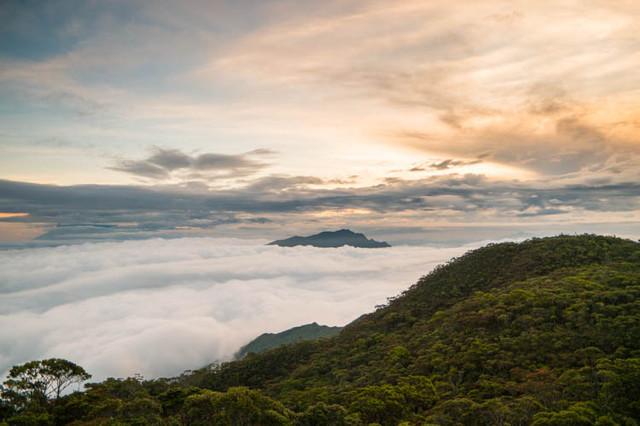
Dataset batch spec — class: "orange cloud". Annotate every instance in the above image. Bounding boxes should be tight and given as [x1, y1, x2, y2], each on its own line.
[0, 212, 30, 219]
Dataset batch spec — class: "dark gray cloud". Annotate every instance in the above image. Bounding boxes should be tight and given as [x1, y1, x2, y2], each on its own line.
[112, 160, 170, 179]
[146, 148, 192, 170]
[410, 158, 482, 172]
[110, 147, 274, 181]
[243, 175, 325, 192]
[1, 172, 639, 244]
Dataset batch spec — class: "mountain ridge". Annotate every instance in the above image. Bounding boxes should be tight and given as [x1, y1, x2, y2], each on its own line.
[268, 229, 391, 248]
[235, 322, 343, 359]
[182, 234, 640, 424]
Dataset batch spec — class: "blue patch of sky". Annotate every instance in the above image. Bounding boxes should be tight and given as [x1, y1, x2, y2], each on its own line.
[0, 0, 141, 60]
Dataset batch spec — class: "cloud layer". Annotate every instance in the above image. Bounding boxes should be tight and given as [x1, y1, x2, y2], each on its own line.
[1, 174, 638, 246]
[0, 238, 470, 381]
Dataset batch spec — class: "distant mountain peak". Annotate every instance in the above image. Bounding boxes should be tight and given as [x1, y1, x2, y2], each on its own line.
[235, 322, 342, 359]
[268, 229, 391, 248]
[331, 229, 355, 235]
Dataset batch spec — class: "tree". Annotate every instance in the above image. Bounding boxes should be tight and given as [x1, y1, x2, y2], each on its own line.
[1, 358, 91, 411]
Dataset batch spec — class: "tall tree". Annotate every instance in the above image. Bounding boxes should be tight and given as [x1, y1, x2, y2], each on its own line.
[1, 358, 91, 411]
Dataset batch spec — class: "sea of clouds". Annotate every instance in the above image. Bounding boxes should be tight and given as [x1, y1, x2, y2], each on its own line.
[0, 238, 474, 382]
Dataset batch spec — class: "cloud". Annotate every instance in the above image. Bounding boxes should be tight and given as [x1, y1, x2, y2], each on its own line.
[145, 148, 192, 171]
[242, 175, 325, 193]
[393, 108, 637, 177]
[110, 147, 274, 181]
[204, 0, 640, 178]
[111, 160, 171, 180]
[410, 159, 482, 172]
[1, 173, 640, 247]
[0, 237, 471, 380]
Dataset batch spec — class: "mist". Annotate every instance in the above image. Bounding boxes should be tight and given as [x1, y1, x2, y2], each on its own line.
[0, 238, 476, 381]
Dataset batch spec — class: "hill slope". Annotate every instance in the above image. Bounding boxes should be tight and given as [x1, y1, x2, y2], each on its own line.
[268, 229, 391, 248]
[186, 235, 640, 425]
[235, 323, 342, 359]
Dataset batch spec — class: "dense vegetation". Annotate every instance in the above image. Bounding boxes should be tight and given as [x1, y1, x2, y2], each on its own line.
[235, 323, 342, 360]
[2, 235, 639, 425]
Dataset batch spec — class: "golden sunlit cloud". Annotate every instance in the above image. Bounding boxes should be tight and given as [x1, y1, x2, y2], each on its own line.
[0, 212, 30, 219]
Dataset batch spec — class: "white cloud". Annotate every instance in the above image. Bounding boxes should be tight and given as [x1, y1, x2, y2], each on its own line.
[0, 238, 471, 381]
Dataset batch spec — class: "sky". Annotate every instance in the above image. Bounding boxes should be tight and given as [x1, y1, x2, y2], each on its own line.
[1, 0, 640, 244]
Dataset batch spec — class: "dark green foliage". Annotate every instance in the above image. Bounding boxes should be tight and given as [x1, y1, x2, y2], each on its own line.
[52, 377, 164, 425]
[182, 387, 293, 425]
[236, 323, 342, 359]
[2, 235, 640, 425]
[2, 358, 91, 404]
[0, 358, 90, 425]
[295, 402, 353, 426]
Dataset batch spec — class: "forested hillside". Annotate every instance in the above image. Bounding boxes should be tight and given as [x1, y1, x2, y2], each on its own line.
[2, 235, 639, 425]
